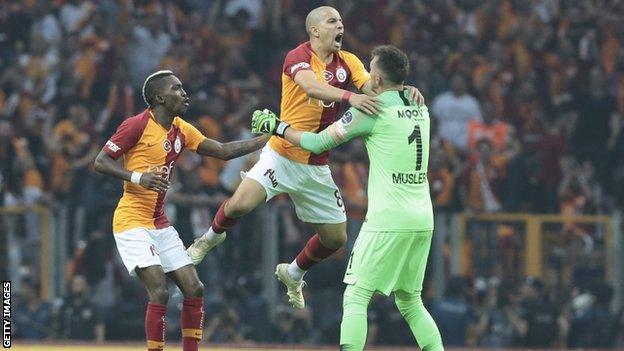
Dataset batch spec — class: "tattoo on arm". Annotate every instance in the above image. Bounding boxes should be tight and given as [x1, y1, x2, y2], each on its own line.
[199, 135, 269, 160]
[221, 136, 268, 160]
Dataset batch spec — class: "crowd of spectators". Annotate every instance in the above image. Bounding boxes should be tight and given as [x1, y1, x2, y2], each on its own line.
[2, 0, 624, 347]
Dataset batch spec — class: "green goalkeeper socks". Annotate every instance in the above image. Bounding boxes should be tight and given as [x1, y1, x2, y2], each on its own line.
[394, 289, 443, 351]
[340, 284, 374, 350]
[340, 284, 443, 351]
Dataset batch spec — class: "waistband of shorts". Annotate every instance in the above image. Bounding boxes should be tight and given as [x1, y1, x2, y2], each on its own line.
[264, 145, 328, 169]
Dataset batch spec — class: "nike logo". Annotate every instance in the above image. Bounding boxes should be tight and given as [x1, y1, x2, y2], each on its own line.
[345, 272, 353, 276]
[261, 122, 271, 134]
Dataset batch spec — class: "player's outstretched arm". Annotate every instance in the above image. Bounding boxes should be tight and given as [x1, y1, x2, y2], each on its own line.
[196, 134, 270, 160]
[294, 70, 382, 115]
[251, 109, 375, 154]
[93, 150, 170, 193]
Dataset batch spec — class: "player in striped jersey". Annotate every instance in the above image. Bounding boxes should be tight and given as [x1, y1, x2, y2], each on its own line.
[93, 70, 268, 351]
[187, 6, 424, 309]
[252, 45, 443, 351]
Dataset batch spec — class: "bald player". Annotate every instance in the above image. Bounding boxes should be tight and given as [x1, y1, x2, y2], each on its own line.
[93, 70, 268, 351]
[187, 6, 424, 309]
[252, 45, 444, 351]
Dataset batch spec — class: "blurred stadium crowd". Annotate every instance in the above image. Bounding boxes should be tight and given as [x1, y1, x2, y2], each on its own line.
[2, 0, 624, 348]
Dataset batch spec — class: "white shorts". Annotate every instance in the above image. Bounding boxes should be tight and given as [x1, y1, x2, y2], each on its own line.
[113, 226, 192, 276]
[245, 145, 347, 223]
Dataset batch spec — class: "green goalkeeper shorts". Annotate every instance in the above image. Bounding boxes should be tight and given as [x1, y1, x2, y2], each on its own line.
[343, 230, 433, 296]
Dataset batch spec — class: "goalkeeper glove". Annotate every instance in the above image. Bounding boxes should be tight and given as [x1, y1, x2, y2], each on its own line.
[251, 109, 290, 137]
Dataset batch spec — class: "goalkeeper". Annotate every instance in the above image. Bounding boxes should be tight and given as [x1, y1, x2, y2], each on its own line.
[252, 45, 443, 351]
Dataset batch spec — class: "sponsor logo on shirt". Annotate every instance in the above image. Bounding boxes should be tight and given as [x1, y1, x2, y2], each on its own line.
[336, 67, 347, 83]
[148, 161, 175, 180]
[307, 97, 335, 108]
[106, 140, 120, 152]
[397, 108, 424, 120]
[290, 62, 310, 74]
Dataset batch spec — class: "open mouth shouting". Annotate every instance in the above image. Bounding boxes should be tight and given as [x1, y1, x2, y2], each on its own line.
[333, 33, 344, 48]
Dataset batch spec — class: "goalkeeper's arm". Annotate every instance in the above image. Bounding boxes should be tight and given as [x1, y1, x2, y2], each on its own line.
[283, 109, 376, 154]
[284, 125, 341, 154]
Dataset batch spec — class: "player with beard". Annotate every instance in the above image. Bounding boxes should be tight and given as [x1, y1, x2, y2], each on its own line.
[187, 6, 424, 309]
[93, 70, 268, 351]
[252, 45, 443, 351]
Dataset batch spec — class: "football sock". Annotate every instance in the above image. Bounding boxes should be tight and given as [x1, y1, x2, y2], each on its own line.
[293, 233, 337, 278]
[288, 260, 306, 281]
[181, 297, 204, 351]
[212, 200, 237, 233]
[202, 226, 226, 243]
[340, 284, 374, 350]
[145, 302, 166, 351]
[394, 290, 443, 351]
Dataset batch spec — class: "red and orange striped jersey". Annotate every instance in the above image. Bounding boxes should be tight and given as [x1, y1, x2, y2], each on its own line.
[269, 41, 370, 165]
[103, 109, 206, 233]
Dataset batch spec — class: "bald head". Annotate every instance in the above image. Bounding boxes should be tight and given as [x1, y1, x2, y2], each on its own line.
[305, 6, 344, 53]
[305, 6, 337, 35]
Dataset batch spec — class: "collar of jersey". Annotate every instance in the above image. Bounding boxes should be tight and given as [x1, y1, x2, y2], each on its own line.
[148, 109, 175, 133]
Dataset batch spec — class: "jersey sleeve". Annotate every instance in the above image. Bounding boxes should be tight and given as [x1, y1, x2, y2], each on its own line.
[283, 46, 313, 79]
[300, 107, 375, 154]
[343, 52, 370, 90]
[179, 120, 207, 152]
[102, 116, 146, 160]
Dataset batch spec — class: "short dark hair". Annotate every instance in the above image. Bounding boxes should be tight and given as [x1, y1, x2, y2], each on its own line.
[371, 45, 409, 85]
[142, 70, 174, 107]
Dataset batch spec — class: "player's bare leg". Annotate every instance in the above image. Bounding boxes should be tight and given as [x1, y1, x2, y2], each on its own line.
[166, 264, 204, 298]
[136, 266, 169, 351]
[187, 177, 267, 264]
[224, 177, 268, 217]
[167, 265, 205, 351]
[277, 221, 347, 308]
[136, 265, 170, 304]
[313, 222, 348, 249]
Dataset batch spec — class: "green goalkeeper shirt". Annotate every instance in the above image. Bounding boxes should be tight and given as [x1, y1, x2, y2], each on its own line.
[300, 89, 433, 232]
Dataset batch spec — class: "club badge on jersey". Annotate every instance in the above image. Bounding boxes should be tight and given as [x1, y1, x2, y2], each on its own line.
[336, 67, 347, 82]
